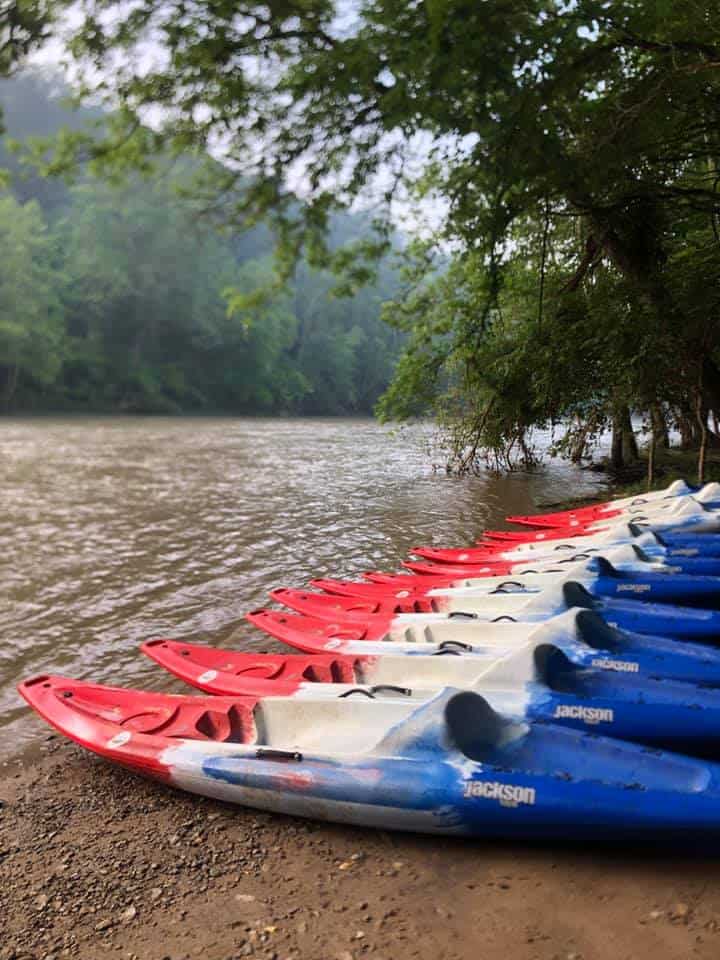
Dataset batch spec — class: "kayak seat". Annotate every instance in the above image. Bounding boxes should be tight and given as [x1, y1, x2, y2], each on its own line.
[123, 703, 256, 743]
[630, 544, 655, 563]
[591, 556, 624, 579]
[194, 705, 255, 743]
[301, 659, 357, 683]
[445, 692, 525, 762]
[562, 582, 598, 610]
[414, 599, 435, 613]
[533, 644, 585, 694]
[574, 609, 621, 651]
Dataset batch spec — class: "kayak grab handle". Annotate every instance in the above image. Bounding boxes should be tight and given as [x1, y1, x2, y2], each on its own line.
[255, 748, 303, 762]
[489, 581, 525, 594]
[559, 554, 591, 563]
[631, 498, 648, 505]
[448, 611, 478, 620]
[491, 616, 517, 622]
[435, 640, 474, 654]
[553, 544, 575, 550]
[339, 684, 412, 699]
[371, 684, 413, 696]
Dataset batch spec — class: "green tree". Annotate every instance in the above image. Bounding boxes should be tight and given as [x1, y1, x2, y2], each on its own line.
[56, 176, 253, 412]
[0, 66, 405, 417]
[28, 0, 720, 471]
[0, 2, 54, 78]
[0, 192, 63, 407]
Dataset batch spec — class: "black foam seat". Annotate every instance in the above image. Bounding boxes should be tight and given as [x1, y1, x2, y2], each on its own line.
[562, 581, 597, 610]
[574, 609, 622, 651]
[445, 692, 521, 762]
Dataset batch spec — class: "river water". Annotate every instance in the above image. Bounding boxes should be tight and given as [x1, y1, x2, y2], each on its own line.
[0, 416, 606, 758]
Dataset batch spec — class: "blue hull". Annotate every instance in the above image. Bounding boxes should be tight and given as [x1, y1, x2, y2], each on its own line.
[528, 643, 720, 756]
[661, 534, 720, 558]
[199, 690, 720, 838]
[663, 556, 720, 575]
[563, 582, 720, 643]
[591, 558, 720, 605]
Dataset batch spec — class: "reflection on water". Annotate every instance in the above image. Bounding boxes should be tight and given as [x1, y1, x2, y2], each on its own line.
[0, 416, 605, 756]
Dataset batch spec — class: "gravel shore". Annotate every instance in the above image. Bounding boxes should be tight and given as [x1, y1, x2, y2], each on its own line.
[3, 737, 720, 960]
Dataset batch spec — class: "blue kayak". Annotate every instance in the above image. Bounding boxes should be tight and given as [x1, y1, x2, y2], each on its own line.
[588, 556, 720, 605]
[629, 501, 720, 535]
[552, 607, 720, 684]
[146, 628, 720, 758]
[633, 525, 720, 559]
[527, 643, 720, 756]
[20, 674, 720, 840]
[482, 555, 720, 605]
[617, 543, 720, 576]
[560, 582, 720, 642]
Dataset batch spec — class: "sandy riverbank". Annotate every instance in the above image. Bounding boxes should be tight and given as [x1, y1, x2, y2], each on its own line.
[3, 738, 720, 960]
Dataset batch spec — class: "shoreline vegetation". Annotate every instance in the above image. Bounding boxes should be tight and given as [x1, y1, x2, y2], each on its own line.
[540, 447, 720, 513]
[3, 4, 720, 957]
[0, 72, 405, 421]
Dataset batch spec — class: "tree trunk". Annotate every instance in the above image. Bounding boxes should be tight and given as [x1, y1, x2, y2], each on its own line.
[610, 414, 625, 471]
[619, 406, 638, 462]
[677, 406, 696, 450]
[622, 426, 639, 463]
[647, 428, 656, 491]
[610, 406, 638, 471]
[0, 364, 18, 411]
[651, 405, 669, 449]
[702, 357, 720, 419]
[696, 393, 708, 484]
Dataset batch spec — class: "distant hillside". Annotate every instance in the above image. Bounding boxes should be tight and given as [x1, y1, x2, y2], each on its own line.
[0, 70, 404, 414]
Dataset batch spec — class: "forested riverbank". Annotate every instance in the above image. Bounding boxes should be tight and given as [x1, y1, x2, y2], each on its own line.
[0, 72, 404, 416]
[2, 6, 720, 484]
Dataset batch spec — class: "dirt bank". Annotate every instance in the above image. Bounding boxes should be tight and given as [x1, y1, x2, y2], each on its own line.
[3, 738, 720, 960]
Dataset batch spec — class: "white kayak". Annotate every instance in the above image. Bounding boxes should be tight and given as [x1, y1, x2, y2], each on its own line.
[22, 673, 720, 839]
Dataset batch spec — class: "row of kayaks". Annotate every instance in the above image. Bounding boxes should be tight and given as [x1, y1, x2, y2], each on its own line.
[21, 478, 720, 840]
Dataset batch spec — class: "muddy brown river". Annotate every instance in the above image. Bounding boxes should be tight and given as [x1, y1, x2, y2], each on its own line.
[0, 416, 606, 757]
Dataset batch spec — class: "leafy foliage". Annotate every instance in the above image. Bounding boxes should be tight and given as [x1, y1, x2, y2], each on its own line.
[0, 192, 63, 406]
[6, 4, 720, 474]
[0, 71, 404, 414]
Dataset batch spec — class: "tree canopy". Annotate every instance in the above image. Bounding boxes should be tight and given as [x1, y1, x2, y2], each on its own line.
[0, 70, 404, 414]
[5, 2, 720, 474]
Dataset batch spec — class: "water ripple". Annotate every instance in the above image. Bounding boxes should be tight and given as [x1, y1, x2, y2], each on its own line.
[0, 415, 605, 757]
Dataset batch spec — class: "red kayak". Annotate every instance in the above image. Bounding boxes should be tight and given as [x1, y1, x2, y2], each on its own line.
[411, 545, 521, 565]
[506, 506, 622, 529]
[142, 639, 362, 695]
[310, 578, 444, 603]
[412, 535, 604, 564]
[247, 609, 394, 648]
[402, 559, 515, 577]
[478, 527, 605, 545]
[272, 587, 437, 617]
